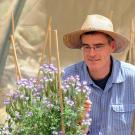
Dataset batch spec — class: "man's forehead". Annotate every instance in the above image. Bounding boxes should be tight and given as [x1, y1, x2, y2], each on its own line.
[81, 33, 109, 41]
[81, 31, 114, 44]
[81, 31, 109, 38]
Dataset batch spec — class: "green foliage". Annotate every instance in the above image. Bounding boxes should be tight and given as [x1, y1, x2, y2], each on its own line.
[0, 64, 91, 135]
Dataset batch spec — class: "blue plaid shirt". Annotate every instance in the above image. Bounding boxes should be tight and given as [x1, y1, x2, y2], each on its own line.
[63, 58, 135, 135]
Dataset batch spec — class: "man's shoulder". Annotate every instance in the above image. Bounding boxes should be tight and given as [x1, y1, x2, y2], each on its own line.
[120, 60, 135, 72]
[117, 60, 135, 78]
[63, 61, 85, 79]
[64, 61, 84, 71]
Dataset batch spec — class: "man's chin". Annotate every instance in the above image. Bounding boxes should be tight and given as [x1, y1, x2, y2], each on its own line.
[87, 61, 99, 66]
[87, 64, 99, 71]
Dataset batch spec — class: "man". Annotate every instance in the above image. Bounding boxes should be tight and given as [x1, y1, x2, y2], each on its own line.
[63, 14, 135, 135]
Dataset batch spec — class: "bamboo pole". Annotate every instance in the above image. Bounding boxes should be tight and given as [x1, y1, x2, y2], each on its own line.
[131, 113, 135, 135]
[0, 0, 26, 81]
[131, 18, 135, 63]
[109, 11, 113, 21]
[129, 19, 133, 63]
[40, 30, 48, 65]
[130, 17, 135, 135]
[11, 11, 15, 41]
[48, 18, 52, 64]
[40, 17, 52, 65]
[11, 11, 18, 79]
[37, 17, 52, 83]
[54, 30, 65, 134]
[10, 35, 21, 81]
[129, 18, 135, 63]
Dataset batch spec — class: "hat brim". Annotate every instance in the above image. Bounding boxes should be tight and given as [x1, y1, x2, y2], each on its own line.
[63, 29, 129, 53]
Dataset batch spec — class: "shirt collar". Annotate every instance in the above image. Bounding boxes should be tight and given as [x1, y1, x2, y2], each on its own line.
[82, 57, 125, 85]
[83, 62, 96, 85]
[111, 58, 125, 83]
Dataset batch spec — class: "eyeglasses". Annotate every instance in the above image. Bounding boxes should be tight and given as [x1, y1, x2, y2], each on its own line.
[82, 44, 107, 52]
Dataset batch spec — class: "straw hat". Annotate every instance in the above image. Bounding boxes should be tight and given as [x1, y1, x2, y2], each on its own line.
[63, 14, 129, 53]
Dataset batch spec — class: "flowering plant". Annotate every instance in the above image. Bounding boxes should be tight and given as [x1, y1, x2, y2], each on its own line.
[0, 64, 91, 135]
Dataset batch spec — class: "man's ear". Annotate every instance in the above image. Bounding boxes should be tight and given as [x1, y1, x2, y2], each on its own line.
[111, 41, 116, 52]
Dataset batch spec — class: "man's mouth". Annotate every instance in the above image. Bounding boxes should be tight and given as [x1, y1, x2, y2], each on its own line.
[88, 59, 100, 61]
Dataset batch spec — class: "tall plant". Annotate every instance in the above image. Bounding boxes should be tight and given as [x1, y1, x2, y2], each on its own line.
[0, 64, 91, 135]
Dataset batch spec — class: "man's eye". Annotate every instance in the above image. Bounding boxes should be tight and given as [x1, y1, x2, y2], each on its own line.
[83, 46, 89, 49]
[95, 45, 104, 48]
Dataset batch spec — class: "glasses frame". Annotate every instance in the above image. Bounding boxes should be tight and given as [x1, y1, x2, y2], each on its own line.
[81, 43, 108, 52]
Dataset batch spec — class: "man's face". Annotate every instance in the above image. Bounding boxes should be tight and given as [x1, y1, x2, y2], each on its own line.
[81, 33, 116, 72]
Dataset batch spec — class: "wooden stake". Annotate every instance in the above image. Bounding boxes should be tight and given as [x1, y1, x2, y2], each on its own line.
[10, 35, 21, 81]
[131, 112, 135, 135]
[54, 30, 65, 134]
[129, 19, 133, 63]
[109, 11, 113, 21]
[36, 17, 51, 83]
[11, 11, 19, 80]
[48, 19, 52, 64]
[11, 11, 15, 41]
[40, 31, 48, 65]
[130, 18, 135, 135]
[40, 17, 52, 65]
[131, 18, 134, 59]
[129, 18, 135, 63]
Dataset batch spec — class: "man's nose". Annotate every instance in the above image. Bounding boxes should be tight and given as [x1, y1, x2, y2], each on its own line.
[89, 48, 96, 56]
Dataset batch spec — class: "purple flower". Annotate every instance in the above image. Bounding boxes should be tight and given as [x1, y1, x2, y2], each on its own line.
[4, 99, 11, 105]
[61, 84, 70, 93]
[29, 77, 37, 83]
[40, 64, 58, 74]
[15, 111, 21, 119]
[81, 118, 92, 126]
[58, 131, 64, 135]
[2, 125, 10, 135]
[42, 98, 54, 108]
[36, 85, 43, 92]
[52, 131, 58, 135]
[3, 63, 92, 134]
[6, 115, 11, 121]
[12, 91, 20, 100]
[64, 97, 74, 107]
[20, 94, 25, 100]
[17, 78, 34, 89]
[75, 81, 91, 95]
[52, 131, 64, 135]
[62, 75, 80, 88]
[26, 111, 33, 117]
[33, 92, 41, 97]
